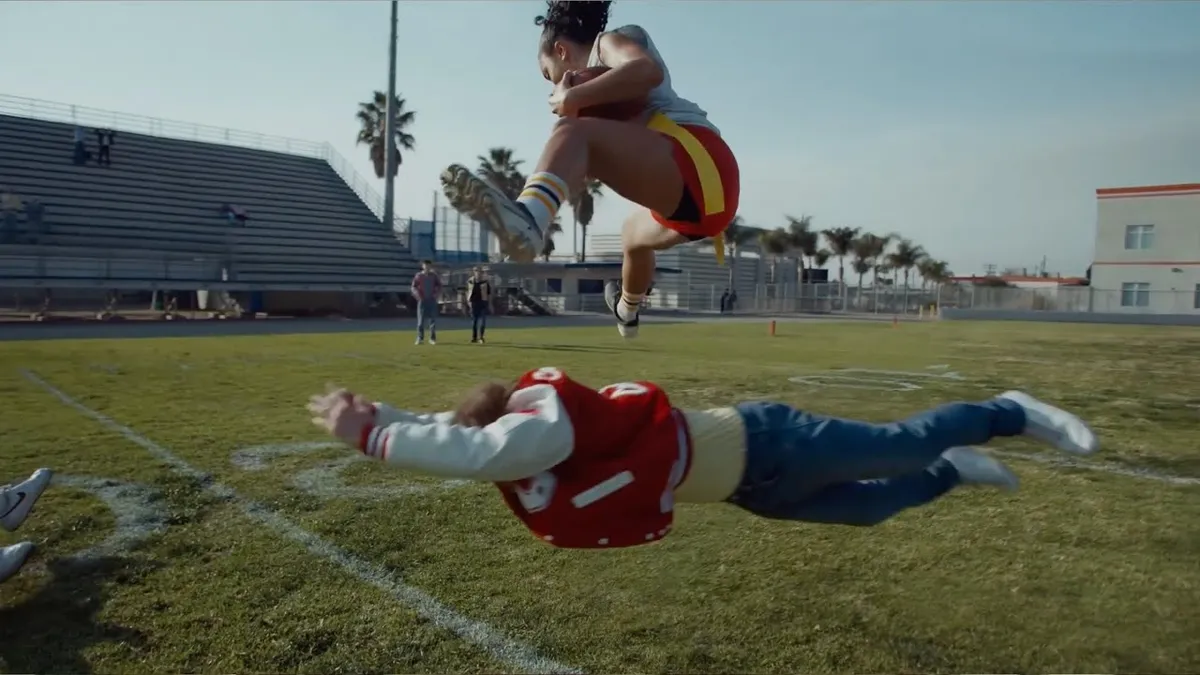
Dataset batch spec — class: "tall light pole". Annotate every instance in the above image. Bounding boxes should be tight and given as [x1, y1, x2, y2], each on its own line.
[382, 0, 399, 231]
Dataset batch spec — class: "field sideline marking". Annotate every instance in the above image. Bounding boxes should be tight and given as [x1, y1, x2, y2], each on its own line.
[992, 450, 1200, 486]
[21, 369, 582, 675]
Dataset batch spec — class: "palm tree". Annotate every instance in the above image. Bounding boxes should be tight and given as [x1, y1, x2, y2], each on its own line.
[851, 257, 872, 306]
[822, 227, 859, 305]
[476, 147, 525, 199]
[886, 238, 927, 309]
[710, 216, 761, 291]
[917, 258, 953, 303]
[813, 248, 832, 270]
[759, 228, 792, 285]
[783, 215, 816, 288]
[849, 236, 875, 296]
[886, 238, 927, 290]
[854, 232, 893, 290]
[356, 91, 416, 179]
[571, 179, 604, 261]
[541, 217, 564, 262]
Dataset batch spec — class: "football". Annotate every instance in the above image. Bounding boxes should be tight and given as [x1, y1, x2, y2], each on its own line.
[568, 66, 648, 121]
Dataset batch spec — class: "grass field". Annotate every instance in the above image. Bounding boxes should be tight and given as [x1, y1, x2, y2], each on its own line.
[0, 319, 1197, 674]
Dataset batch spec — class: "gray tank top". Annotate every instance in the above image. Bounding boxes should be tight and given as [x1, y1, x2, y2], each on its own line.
[586, 24, 718, 134]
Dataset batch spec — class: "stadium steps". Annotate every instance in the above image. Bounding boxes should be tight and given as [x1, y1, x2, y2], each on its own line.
[0, 113, 419, 289]
[506, 286, 554, 316]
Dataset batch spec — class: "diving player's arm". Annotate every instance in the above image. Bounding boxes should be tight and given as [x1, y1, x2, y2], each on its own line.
[359, 385, 573, 482]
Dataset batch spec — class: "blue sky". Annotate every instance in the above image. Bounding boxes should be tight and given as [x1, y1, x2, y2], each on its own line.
[2, 1, 1198, 275]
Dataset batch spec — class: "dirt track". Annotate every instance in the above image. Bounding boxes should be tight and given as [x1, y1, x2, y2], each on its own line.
[0, 312, 901, 342]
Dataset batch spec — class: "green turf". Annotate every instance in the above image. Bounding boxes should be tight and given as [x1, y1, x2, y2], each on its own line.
[0, 320, 1197, 673]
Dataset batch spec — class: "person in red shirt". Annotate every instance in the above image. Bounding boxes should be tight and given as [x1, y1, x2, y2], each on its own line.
[308, 368, 1098, 549]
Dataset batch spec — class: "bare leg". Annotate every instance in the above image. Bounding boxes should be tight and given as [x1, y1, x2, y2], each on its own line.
[441, 117, 686, 262]
[602, 210, 688, 338]
[622, 210, 686, 294]
[532, 117, 684, 216]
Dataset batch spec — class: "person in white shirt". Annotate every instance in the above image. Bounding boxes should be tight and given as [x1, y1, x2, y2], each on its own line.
[440, 1, 740, 339]
[0, 468, 53, 582]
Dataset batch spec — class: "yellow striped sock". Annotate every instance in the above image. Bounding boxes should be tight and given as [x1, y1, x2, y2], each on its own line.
[516, 172, 568, 232]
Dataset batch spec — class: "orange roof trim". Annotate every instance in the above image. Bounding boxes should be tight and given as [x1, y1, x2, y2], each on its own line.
[1096, 183, 1200, 197]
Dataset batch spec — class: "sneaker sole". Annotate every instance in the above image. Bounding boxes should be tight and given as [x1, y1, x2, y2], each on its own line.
[441, 166, 537, 262]
[604, 281, 640, 338]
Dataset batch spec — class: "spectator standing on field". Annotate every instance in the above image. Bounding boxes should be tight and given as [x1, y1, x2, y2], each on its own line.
[411, 260, 442, 345]
[466, 266, 492, 344]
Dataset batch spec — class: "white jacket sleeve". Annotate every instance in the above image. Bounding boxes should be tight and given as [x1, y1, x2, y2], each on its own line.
[371, 403, 456, 427]
[359, 384, 574, 482]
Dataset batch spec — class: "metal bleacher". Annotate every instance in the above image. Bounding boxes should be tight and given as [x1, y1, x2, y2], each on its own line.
[0, 94, 419, 293]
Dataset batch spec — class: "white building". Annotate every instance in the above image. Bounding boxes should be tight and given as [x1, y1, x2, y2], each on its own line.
[588, 234, 765, 311]
[1091, 182, 1200, 314]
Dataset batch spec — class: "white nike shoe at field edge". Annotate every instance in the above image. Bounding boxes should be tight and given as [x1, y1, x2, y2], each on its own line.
[999, 391, 1099, 455]
[0, 467, 53, 532]
[441, 164, 544, 262]
[942, 447, 1019, 491]
[0, 541, 34, 583]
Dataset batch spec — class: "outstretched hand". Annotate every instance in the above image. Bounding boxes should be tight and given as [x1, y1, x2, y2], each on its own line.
[307, 383, 376, 448]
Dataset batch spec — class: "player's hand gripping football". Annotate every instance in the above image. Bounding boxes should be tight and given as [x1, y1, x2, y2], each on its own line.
[307, 384, 375, 448]
[549, 73, 581, 118]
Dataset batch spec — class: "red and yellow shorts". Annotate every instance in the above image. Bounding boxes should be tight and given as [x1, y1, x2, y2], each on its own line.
[647, 113, 741, 244]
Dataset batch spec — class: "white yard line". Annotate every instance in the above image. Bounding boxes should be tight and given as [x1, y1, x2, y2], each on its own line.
[21, 369, 582, 675]
[992, 450, 1200, 486]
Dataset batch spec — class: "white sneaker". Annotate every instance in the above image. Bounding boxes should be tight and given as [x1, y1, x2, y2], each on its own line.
[1, 468, 52, 532]
[604, 281, 640, 339]
[415, 338, 423, 346]
[999, 391, 1098, 455]
[429, 339, 437, 346]
[942, 447, 1019, 491]
[441, 164, 544, 262]
[0, 541, 34, 583]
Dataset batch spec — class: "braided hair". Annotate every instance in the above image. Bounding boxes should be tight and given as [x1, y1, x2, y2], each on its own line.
[535, 0, 612, 53]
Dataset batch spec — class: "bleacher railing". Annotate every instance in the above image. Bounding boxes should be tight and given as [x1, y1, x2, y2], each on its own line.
[0, 93, 407, 238]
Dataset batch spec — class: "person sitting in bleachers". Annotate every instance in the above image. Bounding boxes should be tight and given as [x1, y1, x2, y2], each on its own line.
[72, 126, 89, 165]
[1, 189, 22, 245]
[95, 128, 116, 166]
[219, 203, 248, 225]
[25, 199, 46, 244]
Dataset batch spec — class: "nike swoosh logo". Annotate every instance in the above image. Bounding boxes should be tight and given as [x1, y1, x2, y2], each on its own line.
[0, 492, 26, 520]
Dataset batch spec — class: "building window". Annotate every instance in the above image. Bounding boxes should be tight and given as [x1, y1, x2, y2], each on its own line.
[1120, 282, 1150, 307]
[1123, 224, 1154, 250]
[577, 278, 604, 294]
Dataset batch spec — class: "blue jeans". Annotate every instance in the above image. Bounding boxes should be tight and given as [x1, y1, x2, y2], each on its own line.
[471, 301, 488, 339]
[416, 300, 438, 341]
[728, 399, 1026, 526]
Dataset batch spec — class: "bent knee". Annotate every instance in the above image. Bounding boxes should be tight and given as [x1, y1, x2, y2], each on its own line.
[621, 211, 687, 252]
[550, 115, 592, 138]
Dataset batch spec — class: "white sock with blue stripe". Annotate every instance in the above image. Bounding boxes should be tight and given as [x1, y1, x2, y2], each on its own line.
[516, 172, 568, 233]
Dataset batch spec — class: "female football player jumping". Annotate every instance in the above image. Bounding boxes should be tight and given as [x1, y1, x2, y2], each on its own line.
[308, 369, 1099, 549]
[441, 0, 736, 338]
